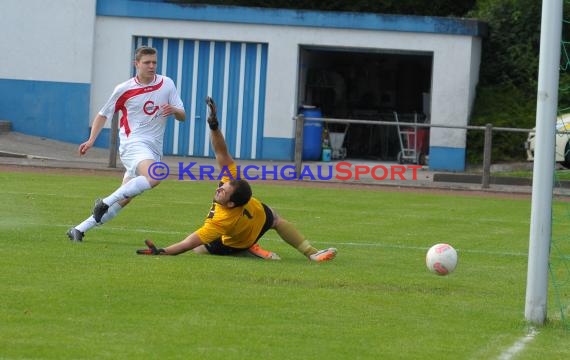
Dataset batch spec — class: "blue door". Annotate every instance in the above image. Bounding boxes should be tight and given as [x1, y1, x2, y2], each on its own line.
[134, 37, 268, 159]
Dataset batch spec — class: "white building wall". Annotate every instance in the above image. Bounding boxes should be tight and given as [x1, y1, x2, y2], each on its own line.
[0, 0, 96, 143]
[93, 16, 480, 149]
[0, 0, 96, 84]
[430, 35, 478, 148]
[0, 0, 482, 170]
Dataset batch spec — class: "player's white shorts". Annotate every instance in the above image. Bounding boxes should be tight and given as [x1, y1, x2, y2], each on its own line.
[119, 144, 161, 180]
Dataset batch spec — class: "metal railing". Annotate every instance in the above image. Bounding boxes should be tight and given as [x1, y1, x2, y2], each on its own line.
[293, 113, 533, 189]
[106, 111, 534, 189]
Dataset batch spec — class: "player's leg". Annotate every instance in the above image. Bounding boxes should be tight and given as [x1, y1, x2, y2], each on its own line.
[201, 238, 266, 258]
[192, 244, 210, 254]
[246, 243, 280, 260]
[191, 237, 279, 260]
[270, 207, 337, 262]
[93, 157, 160, 223]
[67, 175, 133, 241]
[246, 204, 281, 259]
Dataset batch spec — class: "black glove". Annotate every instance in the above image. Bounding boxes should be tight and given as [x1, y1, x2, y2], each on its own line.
[205, 96, 219, 131]
[136, 239, 166, 255]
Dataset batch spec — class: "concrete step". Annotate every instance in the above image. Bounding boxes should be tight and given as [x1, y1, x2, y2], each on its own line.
[0, 120, 12, 134]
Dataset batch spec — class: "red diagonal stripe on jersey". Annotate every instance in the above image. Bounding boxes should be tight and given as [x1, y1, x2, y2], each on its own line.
[115, 78, 164, 136]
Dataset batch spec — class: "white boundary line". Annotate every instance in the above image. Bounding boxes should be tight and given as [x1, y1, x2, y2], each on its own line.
[2, 220, 544, 360]
[4, 221, 532, 257]
[497, 328, 538, 360]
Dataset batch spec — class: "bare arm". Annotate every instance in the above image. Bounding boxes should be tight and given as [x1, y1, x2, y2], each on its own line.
[206, 97, 233, 168]
[163, 231, 204, 255]
[79, 114, 107, 155]
[211, 129, 234, 168]
[161, 104, 186, 122]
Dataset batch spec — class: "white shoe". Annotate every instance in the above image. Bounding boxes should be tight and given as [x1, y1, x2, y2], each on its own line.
[309, 248, 337, 262]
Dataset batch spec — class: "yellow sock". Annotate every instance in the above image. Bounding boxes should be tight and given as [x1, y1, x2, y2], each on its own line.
[275, 220, 317, 257]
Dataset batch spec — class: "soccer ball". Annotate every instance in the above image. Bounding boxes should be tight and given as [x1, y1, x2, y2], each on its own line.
[426, 243, 458, 276]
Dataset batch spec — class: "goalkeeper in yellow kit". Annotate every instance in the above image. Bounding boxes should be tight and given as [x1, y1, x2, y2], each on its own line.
[136, 97, 337, 262]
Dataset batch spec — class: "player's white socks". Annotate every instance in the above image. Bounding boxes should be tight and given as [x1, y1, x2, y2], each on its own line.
[100, 202, 123, 224]
[75, 203, 123, 233]
[103, 176, 152, 206]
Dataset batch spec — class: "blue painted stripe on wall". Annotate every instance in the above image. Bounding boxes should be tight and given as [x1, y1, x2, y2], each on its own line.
[211, 42, 227, 112]
[195, 41, 212, 156]
[257, 45, 268, 159]
[226, 42, 242, 157]
[163, 38, 181, 155]
[180, 40, 196, 156]
[97, 0, 487, 36]
[261, 138, 295, 161]
[0, 79, 90, 144]
[428, 146, 466, 172]
[240, 43, 258, 159]
[135, 37, 268, 160]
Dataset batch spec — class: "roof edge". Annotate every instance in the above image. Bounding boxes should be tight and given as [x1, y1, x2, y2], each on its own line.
[97, 0, 488, 37]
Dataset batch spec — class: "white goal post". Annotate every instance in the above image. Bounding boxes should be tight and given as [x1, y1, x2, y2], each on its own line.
[525, 0, 564, 325]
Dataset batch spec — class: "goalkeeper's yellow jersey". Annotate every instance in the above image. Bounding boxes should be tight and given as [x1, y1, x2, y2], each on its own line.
[196, 162, 267, 249]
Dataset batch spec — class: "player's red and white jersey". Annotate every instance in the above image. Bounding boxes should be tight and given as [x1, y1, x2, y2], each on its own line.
[98, 74, 184, 157]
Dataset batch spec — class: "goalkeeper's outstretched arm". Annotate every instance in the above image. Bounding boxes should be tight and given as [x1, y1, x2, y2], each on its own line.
[206, 96, 234, 169]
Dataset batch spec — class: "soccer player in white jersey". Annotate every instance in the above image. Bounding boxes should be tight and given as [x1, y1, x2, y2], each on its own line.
[66, 46, 186, 242]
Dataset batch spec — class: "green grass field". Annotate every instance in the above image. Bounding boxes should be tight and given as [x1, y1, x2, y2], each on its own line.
[495, 168, 570, 181]
[1, 169, 569, 359]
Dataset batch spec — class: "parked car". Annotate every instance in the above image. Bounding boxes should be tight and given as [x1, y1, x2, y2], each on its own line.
[526, 113, 570, 168]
